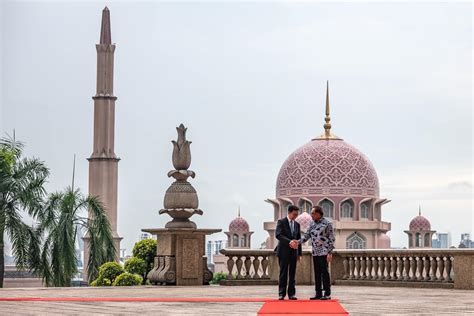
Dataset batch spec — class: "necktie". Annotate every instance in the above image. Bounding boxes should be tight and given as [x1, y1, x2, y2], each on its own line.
[290, 220, 294, 235]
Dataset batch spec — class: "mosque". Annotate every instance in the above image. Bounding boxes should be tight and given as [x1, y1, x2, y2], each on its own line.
[224, 83, 392, 252]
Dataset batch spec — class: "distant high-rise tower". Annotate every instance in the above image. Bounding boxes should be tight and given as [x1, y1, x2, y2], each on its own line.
[83, 7, 122, 281]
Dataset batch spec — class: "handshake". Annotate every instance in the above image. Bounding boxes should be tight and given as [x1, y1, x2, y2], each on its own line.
[289, 240, 299, 249]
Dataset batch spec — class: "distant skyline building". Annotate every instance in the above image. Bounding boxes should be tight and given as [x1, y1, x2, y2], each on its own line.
[432, 232, 452, 249]
[459, 233, 473, 248]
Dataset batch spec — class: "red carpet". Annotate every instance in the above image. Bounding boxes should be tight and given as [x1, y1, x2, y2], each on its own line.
[0, 297, 349, 315]
[0, 297, 274, 302]
[258, 300, 348, 315]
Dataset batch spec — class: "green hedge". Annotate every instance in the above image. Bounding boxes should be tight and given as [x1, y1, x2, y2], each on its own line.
[113, 272, 143, 286]
[98, 262, 124, 284]
[124, 257, 147, 284]
[132, 239, 157, 282]
[210, 272, 228, 284]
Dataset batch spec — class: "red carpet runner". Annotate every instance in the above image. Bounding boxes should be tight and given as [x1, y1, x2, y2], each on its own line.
[0, 297, 349, 315]
[258, 299, 348, 315]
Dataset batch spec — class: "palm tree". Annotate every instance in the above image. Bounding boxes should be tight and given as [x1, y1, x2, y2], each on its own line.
[0, 136, 49, 288]
[38, 187, 116, 286]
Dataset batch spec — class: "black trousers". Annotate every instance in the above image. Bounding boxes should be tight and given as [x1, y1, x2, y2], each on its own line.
[313, 255, 331, 296]
[278, 253, 297, 297]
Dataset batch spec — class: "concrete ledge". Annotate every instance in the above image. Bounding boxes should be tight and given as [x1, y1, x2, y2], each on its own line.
[334, 280, 454, 289]
[220, 279, 278, 286]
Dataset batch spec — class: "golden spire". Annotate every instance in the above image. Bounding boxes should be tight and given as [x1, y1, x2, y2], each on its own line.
[324, 81, 331, 137]
[314, 81, 341, 140]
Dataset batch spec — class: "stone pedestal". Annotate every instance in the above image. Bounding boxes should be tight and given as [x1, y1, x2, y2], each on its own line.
[143, 228, 221, 286]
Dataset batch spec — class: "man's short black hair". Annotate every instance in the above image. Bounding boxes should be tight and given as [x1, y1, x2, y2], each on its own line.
[313, 205, 324, 216]
[287, 205, 299, 213]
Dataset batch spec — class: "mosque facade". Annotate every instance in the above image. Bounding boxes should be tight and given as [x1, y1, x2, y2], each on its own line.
[263, 83, 391, 250]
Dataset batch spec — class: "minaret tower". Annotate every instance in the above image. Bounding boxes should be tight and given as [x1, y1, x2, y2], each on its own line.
[84, 7, 122, 280]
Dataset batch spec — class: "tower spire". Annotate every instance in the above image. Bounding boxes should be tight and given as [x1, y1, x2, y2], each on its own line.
[238, 206, 241, 217]
[314, 81, 340, 140]
[324, 80, 331, 137]
[84, 7, 122, 283]
[419, 205, 421, 216]
[100, 7, 111, 44]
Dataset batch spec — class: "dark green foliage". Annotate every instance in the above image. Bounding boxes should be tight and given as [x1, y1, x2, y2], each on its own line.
[96, 262, 124, 284]
[112, 272, 143, 286]
[210, 272, 228, 284]
[0, 136, 49, 288]
[124, 257, 147, 277]
[132, 238, 157, 281]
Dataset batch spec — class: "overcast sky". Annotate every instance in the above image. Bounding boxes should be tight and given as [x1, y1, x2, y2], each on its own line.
[1, 1, 472, 254]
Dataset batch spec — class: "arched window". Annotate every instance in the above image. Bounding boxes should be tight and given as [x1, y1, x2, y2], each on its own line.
[341, 201, 353, 218]
[241, 235, 247, 247]
[424, 233, 430, 247]
[415, 233, 423, 247]
[346, 232, 366, 249]
[319, 199, 334, 218]
[360, 203, 369, 219]
[233, 234, 239, 247]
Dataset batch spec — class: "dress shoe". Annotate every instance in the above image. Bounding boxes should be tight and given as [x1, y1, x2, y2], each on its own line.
[310, 296, 322, 300]
[289, 296, 297, 300]
[321, 295, 331, 300]
[278, 296, 285, 300]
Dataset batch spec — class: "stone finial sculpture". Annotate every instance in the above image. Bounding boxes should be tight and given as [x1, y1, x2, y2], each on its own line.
[159, 124, 203, 228]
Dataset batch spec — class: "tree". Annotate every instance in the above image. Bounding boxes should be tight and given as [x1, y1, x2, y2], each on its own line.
[0, 136, 49, 288]
[132, 238, 157, 282]
[37, 187, 116, 286]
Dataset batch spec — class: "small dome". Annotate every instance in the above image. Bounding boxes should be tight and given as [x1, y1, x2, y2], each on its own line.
[409, 215, 431, 231]
[296, 212, 313, 232]
[229, 216, 249, 233]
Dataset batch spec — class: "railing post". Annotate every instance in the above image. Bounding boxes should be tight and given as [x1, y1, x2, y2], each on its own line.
[252, 256, 261, 279]
[431, 256, 438, 281]
[367, 256, 373, 280]
[438, 256, 445, 282]
[423, 256, 430, 281]
[360, 256, 367, 280]
[226, 256, 235, 279]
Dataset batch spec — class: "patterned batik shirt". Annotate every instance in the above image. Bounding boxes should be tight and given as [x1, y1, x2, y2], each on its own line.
[299, 217, 335, 256]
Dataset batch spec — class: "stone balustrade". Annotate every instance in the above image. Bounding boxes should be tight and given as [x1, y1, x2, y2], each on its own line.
[218, 248, 474, 289]
[331, 249, 474, 290]
[219, 249, 277, 285]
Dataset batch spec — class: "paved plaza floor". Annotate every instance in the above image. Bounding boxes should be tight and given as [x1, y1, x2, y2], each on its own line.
[0, 285, 472, 315]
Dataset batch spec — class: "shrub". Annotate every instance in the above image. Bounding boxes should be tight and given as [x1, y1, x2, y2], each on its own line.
[97, 261, 124, 284]
[132, 239, 157, 281]
[124, 257, 147, 277]
[112, 272, 143, 286]
[210, 272, 228, 284]
[90, 276, 112, 287]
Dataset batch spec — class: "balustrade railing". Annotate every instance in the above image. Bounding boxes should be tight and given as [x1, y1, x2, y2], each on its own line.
[219, 248, 474, 289]
[340, 253, 453, 282]
[219, 249, 274, 280]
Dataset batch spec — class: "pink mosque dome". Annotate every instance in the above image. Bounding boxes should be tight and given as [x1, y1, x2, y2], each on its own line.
[295, 212, 313, 232]
[229, 216, 250, 233]
[276, 138, 380, 198]
[409, 209, 431, 231]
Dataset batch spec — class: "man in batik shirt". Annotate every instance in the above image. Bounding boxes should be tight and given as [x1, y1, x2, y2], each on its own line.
[291, 205, 335, 300]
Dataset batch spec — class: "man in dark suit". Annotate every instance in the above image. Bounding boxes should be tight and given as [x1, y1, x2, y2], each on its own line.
[275, 205, 302, 300]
